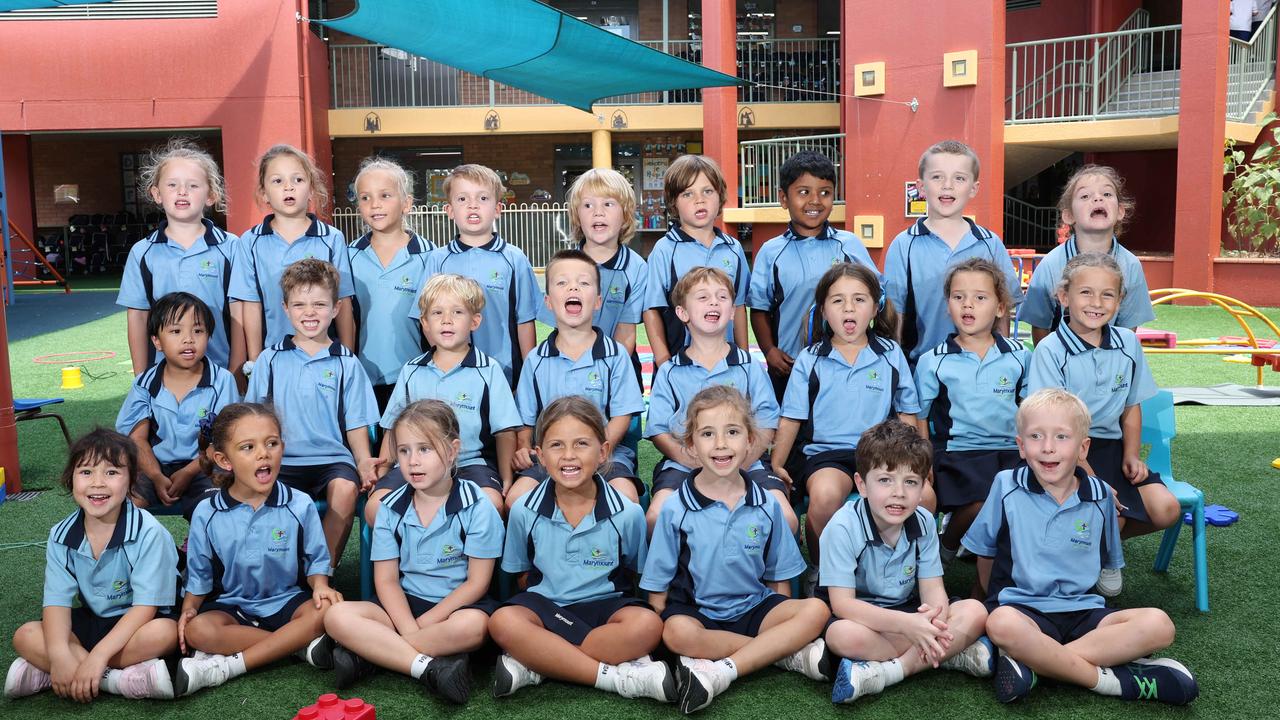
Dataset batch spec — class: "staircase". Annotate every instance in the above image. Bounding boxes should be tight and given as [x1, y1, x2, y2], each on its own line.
[1102, 69, 1180, 117]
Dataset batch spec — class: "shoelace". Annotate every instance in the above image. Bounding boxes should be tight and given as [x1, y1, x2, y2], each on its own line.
[118, 664, 156, 699]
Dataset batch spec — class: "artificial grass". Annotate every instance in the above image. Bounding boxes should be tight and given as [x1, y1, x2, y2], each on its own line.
[2, 304, 1278, 718]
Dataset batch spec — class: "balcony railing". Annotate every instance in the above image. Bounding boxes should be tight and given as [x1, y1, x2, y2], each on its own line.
[1228, 6, 1278, 121]
[739, 133, 845, 207]
[1003, 195, 1059, 251]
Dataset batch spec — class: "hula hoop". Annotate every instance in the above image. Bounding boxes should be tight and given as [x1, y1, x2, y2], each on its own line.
[32, 350, 117, 365]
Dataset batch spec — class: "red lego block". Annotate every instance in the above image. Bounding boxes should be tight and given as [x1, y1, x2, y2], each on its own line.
[293, 693, 375, 720]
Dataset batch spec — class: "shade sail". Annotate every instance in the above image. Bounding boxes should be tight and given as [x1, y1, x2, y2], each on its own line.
[315, 0, 741, 111]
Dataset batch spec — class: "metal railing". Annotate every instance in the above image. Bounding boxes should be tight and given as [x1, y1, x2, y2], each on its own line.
[1227, 6, 1278, 121]
[737, 38, 839, 103]
[1003, 196, 1059, 251]
[331, 203, 572, 269]
[739, 133, 845, 207]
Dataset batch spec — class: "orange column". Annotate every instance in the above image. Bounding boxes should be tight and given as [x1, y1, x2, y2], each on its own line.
[701, 0, 738, 216]
[1172, 0, 1229, 292]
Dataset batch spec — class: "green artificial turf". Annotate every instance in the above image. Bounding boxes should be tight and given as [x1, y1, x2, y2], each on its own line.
[2, 304, 1279, 718]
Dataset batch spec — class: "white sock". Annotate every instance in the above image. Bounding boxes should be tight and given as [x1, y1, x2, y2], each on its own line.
[409, 654, 433, 679]
[100, 668, 123, 694]
[1093, 666, 1122, 696]
[717, 658, 739, 682]
[227, 652, 248, 678]
[595, 662, 620, 692]
[881, 659, 905, 686]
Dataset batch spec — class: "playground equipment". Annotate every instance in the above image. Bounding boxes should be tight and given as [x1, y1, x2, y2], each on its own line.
[1146, 289, 1280, 387]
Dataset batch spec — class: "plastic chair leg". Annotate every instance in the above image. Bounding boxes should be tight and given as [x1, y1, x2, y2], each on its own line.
[1192, 502, 1209, 612]
[357, 495, 373, 601]
[1153, 521, 1182, 573]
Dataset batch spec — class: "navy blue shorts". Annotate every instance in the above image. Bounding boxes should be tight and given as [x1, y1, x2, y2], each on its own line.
[374, 463, 503, 495]
[278, 463, 360, 499]
[521, 458, 645, 498]
[933, 448, 1022, 511]
[1088, 437, 1165, 524]
[651, 462, 789, 497]
[375, 591, 500, 617]
[69, 606, 172, 650]
[135, 460, 216, 521]
[1000, 603, 1118, 645]
[661, 593, 789, 638]
[800, 449, 858, 499]
[503, 592, 648, 646]
[200, 590, 310, 632]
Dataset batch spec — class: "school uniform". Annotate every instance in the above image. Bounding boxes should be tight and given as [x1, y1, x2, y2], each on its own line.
[915, 334, 1029, 510]
[347, 231, 432, 406]
[1020, 236, 1155, 332]
[116, 218, 238, 368]
[500, 476, 647, 645]
[819, 498, 942, 608]
[44, 502, 178, 649]
[187, 482, 331, 630]
[245, 337, 378, 496]
[644, 225, 750, 352]
[1029, 323, 1162, 522]
[228, 214, 353, 350]
[645, 343, 785, 495]
[374, 346, 521, 495]
[961, 465, 1124, 643]
[371, 479, 503, 615]
[408, 233, 540, 383]
[115, 358, 240, 515]
[641, 476, 806, 636]
[537, 243, 649, 339]
[884, 218, 1024, 362]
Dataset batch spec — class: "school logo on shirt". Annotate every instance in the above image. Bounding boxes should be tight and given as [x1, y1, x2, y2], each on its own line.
[583, 546, 615, 567]
[585, 371, 603, 393]
[899, 564, 917, 586]
[451, 391, 478, 412]
[486, 270, 504, 290]
[743, 524, 763, 555]
[865, 369, 884, 392]
[605, 284, 624, 305]
[197, 258, 219, 279]
[721, 258, 733, 271]
[436, 542, 463, 565]
[103, 578, 131, 600]
[319, 369, 337, 394]
[269, 528, 289, 552]
[1069, 519, 1093, 548]
[198, 406, 210, 419]
[993, 375, 1015, 396]
[1111, 373, 1129, 393]
[394, 275, 417, 294]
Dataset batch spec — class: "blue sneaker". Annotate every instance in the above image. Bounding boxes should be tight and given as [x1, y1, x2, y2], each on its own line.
[993, 654, 1036, 703]
[1115, 658, 1199, 705]
[831, 659, 886, 704]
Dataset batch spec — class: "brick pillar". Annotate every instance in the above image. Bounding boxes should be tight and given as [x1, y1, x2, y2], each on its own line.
[701, 0, 739, 213]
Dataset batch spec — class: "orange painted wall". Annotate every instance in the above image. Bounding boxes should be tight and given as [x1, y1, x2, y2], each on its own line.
[1, 135, 35, 243]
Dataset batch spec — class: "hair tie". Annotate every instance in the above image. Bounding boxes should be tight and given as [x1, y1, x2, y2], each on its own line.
[876, 292, 886, 313]
[198, 412, 218, 445]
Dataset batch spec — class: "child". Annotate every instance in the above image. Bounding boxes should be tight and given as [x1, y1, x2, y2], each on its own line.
[176, 403, 339, 695]
[509, 249, 645, 508]
[643, 386, 831, 715]
[489, 396, 673, 702]
[231, 144, 356, 368]
[1028, 252, 1181, 596]
[409, 163, 539, 383]
[6, 430, 178, 701]
[822, 420, 993, 704]
[245, 259, 379, 567]
[884, 140, 1023, 364]
[115, 292, 240, 518]
[347, 156, 432, 412]
[643, 155, 750, 368]
[914, 258, 1029, 559]
[366, 274, 520, 519]
[963, 389, 1198, 705]
[324, 401, 503, 704]
[772, 263, 920, 568]
[1022, 164, 1155, 344]
[748, 150, 879, 400]
[646, 266, 798, 533]
[118, 138, 239, 372]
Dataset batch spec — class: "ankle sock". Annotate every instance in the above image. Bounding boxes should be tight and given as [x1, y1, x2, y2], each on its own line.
[1093, 666, 1123, 696]
[409, 654, 433, 679]
[717, 658, 738, 682]
[881, 659, 905, 686]
[594, 662, 620, 692]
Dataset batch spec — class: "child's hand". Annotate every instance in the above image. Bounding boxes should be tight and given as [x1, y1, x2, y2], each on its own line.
[904, 606, 952, 667]
[513, 447, 535, 471]
[764, 347, 795, 377]
[314, 586, 343, 608]
[1123, 456, 1149, 485]
[71, 654, 107, 703]
[357, 457, 384, 490]
[772, 464, 794, 491]
[177, 608, 197, 655]
[652, 351, 670, 371]
[152, 473, 177, 505]
[49, 655, 79, 700]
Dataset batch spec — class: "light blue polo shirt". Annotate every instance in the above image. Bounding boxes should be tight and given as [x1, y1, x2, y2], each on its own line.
[516, 329, 643, 473]
[371, 478, 504, 603]
[645, 343, 778, 473]
[1028, 323, 1156, 439]
[44, 502, 178, 617]
[537, 244, 649, 339]
[116, 219, 239, 367]
[641, 476, 805, 621]
[884, 218, 1024, 361]
[186, 482, 331, 617]
[748, 223, 882, 358]
[644, 225, 750, 347]
[501, 476, 647, 606]
[819, 497, 942, 607]
[1020, 236, 1155, 331]
[781, 336, 921, 455]
[348, 231, 431, 385]
[915, 334, 1029, 451]
[380, 346, 521, 468]
[228, 214, 354, 349]
[962, 465, 1124, 613]
[115, 358, 240, 464]
[245, 337, 378, 465]
[409, 234, 541, 383]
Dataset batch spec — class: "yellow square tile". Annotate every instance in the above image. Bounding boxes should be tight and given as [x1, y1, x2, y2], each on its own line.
[943, 50, 978, 87]
[854, 61, 885, 97]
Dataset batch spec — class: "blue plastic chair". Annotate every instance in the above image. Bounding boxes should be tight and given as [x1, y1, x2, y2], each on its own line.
[1140, 390, 1209, 612]
[14, 398, 71, 445]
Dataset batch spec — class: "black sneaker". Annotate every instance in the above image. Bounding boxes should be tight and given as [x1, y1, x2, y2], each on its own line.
[423, 654, 471, 704]
[993, 654, 1036, 703]
[333, 644, 375, 689]
[297, 634, 335, 669]
[1115, 658, 1199, 705]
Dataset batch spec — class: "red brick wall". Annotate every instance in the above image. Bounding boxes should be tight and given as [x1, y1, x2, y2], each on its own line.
[637, 0, 689, 39]
[775, 0, 819, 38]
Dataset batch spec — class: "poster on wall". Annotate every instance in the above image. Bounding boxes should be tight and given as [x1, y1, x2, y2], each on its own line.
[643, 157, 669, 191]
[905, 181, 927, 217]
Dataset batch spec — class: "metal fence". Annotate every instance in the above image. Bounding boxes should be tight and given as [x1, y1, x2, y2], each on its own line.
[739, 133, 845, 207]
[1227, 6, 1278, 121]
[1002, 195, 1059, 251]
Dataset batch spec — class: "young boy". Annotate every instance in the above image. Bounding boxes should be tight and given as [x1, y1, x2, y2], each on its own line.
[409, 164, 540, 384]
[245, 259, 379, 567]
[962, 388, 1198, 705]
[748, 150, 880, 400]
[884, 141, 1023, 364]
[508, 249, 644, 509]
[115, 292, 240, 519]
[822, 420, 993, 704]
[365, 273, 521, 519]
[645, 267, 797, 533]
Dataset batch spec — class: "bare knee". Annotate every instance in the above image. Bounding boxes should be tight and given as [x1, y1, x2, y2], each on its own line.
[984, 606, 1028, 648]
[12, 621, 44, 655]
[1141, 609, 1176, 647]
[184, 615, 219, 648]
[661, 617, 704, 654]
[487, 606, 525, 646]
[363, 491, 387, 526]
[646, 490, 673, 531]
[770, 490, 800, 534]
[328, 480, 358, 510]
[609, 478, 639, 504]
[949, 599, 989, 637]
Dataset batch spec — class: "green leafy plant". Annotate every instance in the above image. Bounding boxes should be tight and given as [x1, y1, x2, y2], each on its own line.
[1223, 112, 1280, 256]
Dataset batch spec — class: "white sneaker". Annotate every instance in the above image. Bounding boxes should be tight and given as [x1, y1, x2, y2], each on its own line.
[116, 658, 175, 700]
[4, 658, 51, 699]
[676, 658, 731, 714]
[176, 653, 238, 696]
[774, 638, 832, 681]
[831, 659, 886, 704]
[492, 654, 542, 698]
[940, 636, 995, 678]
[1096, 567, 1123, 597]
[613, 659, 676, 702]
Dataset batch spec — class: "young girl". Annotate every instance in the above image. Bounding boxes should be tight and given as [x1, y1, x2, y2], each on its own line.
[323, 401, 503, 704]
[772, 263, 922, 569]
[176, 403, 339, 695]
[914, 258, 1029, 560]
[7, 430, 178, 702]
[230, 144, 356, 369]
[1028, 252, 1181, 596]
[348, 157, 431, 413]
[118, 138, 240, 374]
[643, 155, 750, 368]
[488, 396, 672, 702]
[1023, 164, 1155, 345]
[643, 386, 831, 714]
